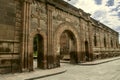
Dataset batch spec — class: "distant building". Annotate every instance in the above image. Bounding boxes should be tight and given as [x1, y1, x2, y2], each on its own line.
[0, 0, 120, 74]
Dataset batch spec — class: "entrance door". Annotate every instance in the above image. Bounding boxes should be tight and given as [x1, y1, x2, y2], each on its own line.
[33, 34, 44, 69]
[85, 41, 89, 61]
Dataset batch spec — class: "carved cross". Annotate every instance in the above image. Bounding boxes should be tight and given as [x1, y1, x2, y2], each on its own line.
[31, 8, 41, 28]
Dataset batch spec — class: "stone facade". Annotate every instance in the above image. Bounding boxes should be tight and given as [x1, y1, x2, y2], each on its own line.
[0, 0, 120, 74]
[0, 0, 22, 73]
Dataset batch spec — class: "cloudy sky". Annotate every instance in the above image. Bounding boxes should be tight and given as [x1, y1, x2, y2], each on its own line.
[64, 0, 120, 43]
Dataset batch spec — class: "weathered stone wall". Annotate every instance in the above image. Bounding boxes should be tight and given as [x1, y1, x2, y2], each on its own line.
[0, 0, 22, 73]
[30, 0, 47, 33]
[91, 19, 120, 60]
[29, 0, 81, 68]
[0, 0, 119, 74]
[80, 18, 93, 61]
[52, 5, 81, 64]
[28, 0, 48, 69]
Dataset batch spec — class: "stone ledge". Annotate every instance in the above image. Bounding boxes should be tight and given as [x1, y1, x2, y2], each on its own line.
[0, 67, 67, 80]
[79, 56, 120, 65]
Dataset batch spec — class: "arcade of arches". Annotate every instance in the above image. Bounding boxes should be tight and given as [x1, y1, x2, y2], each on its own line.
[0, 0, 120, 74]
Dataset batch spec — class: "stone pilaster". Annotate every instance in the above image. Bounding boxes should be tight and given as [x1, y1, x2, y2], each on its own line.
[79, 18, 84, 62]
[21, 0, 31, 71]
[88, 21, 94, 61]
[47, 5, 54, 68]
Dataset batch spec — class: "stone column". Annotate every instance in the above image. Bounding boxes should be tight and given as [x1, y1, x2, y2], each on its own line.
[21, 0, 32, 71]
[47, 5, 54, 68]
[88, 21, 94, 61]
[79, 18, 84, 62]
[108, 32, 110, 48]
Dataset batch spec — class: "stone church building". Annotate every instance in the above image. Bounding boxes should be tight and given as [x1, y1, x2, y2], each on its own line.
[0, 0, 120, 73]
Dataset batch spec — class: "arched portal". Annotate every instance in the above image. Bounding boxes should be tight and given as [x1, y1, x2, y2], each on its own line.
[85, 41, 89, 61]
[33, 34, 44, 69]
[54, 22, 80, 66]
[60, 30, 77, 63]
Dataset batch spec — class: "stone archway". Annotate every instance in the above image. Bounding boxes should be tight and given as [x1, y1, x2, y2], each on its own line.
[54, 22, 80, 65]
[60, 30, 77, 63]
[33, 34, 44, 69]
[28, 30, 47, 71]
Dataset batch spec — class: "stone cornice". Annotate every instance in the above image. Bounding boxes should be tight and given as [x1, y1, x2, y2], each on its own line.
[20, 0, 32, 3]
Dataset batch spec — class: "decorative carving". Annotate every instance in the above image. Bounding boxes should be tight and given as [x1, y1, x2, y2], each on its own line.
[31, 8, 41, 28]
[37, 27, 41, 32]
[21, 0, 32, 3]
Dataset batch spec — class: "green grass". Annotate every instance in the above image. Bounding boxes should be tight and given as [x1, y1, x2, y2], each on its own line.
[33, 51, 37, 57]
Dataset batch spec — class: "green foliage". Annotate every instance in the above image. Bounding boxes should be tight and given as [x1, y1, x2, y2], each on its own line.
[33, 35, 38, 52]
[34, 51, 37, 57]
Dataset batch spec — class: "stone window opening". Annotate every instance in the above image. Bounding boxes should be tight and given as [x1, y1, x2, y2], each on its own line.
[116, 41, 118, 48]
[85, 41, 89, 61]
[94, 35, 97, 47]
[104, 37, 106, 48]
[111, 39, 113, 48]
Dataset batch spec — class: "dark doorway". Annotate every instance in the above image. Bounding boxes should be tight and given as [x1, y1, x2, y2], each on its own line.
[85, 41, 89, 61]
[60, 30, 77, 64]
[33, 34, 44, 69]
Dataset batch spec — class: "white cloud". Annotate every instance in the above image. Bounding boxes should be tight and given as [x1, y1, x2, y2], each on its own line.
[64, 0, 120, 43]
